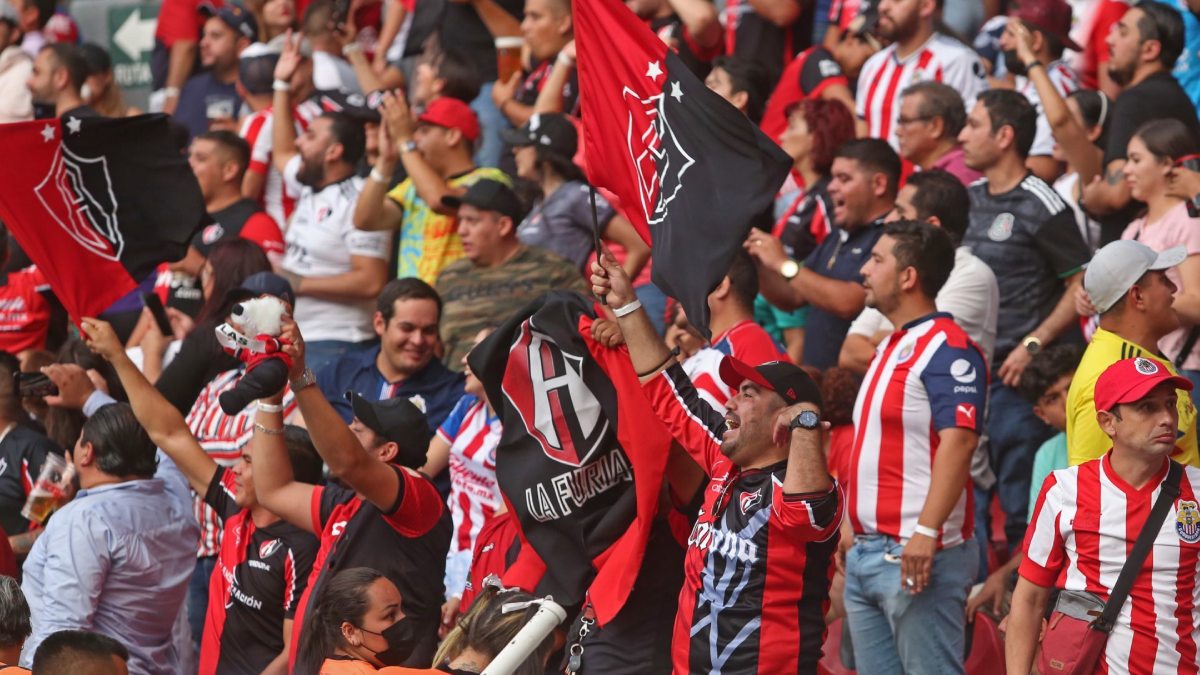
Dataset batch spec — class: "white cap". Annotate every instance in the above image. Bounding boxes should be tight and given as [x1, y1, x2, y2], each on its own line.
[1084, 240, 1187, 313]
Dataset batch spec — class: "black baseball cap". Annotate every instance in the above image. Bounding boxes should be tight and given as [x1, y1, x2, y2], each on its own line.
[199, 2, 259, 42]
[442, 179, 525, 222]
[346, 392, 432, 469]
[499, 113, 578, 160]
[225, 271, 295, 306]
[719, 357, 823, 408]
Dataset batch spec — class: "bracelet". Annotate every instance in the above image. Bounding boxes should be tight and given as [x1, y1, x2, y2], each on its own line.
[162, 86, 181, 98]
[273, 79, 291, 92]
[369, 167, 389, 183]
[256, 401, 285, 413]
[636, 351, 675, 378]
[612, 299, 642, 318]
[254, 422, 285, 436]
[342, 42, 363, 56]
[1027, 61, 1044, 71]
[912, 524, 940, 539]
[556, 52, 575, 68]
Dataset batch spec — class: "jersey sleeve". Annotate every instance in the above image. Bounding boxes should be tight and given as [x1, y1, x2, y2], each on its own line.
[313, 482, 354, 532]
[643, 362, 726, 472]
[282, 530, 319, 618]
[240, 213, 286, 264]
[1032, 208, 1090, 278]
[1018, 471, 1067, 586]
[203, 466, 241, 520]
[846, 307, 889, 338]
[941, 51, 987, 111]
[919, 334, 988, 434]
[437, 395, 476, 444]
[770, 477, 843, 542]
[382, 464, 445, 537]
[800, 47, 848, 98]
[283, 155, 303, 197]
[239, 112, 274, 176]
[344, 226, 392, 261]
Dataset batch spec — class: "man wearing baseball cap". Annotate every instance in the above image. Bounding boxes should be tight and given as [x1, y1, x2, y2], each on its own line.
[175, 2, 256, 138]
[591, 244, 840, 674]
[1066, 240, 1199, 467]
[353, 93, 509, 284]
[435, 178, 587, 368]
[1009, 356, 1200, 674]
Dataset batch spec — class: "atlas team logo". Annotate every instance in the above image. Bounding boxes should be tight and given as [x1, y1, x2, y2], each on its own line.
[34, 142, 124, 262]
[624, 60, 694, 226]
[259, 539, 282, 559]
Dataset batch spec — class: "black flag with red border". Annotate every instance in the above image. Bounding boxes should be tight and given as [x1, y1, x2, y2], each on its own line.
[0, 115, 204, 321]
[468, 291, 671, 624]
[574, 0, 791, 338]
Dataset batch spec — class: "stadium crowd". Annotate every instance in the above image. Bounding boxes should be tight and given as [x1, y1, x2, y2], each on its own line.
[0, 0, 1199, 672]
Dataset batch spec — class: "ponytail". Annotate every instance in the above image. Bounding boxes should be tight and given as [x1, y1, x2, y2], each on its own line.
[296, 567, 386, 675]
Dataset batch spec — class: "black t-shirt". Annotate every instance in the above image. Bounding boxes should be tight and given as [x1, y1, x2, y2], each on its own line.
[717, 0, 811, 88]
[649, 14, 718, 78]
[1105, 72, 1200, 165]
[801, 220, 883, 369]
[0, 426, 59, 536]
[156, 324, 241, 415]
[965, 174, 1091, 365]
[192, 198, 265, 257]
[202, 467, 318, 675]
[439, 0, 525, 84]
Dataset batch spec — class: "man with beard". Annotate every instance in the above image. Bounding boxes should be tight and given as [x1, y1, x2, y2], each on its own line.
[272, 34, 391, 374]
[1080, 1, 1200, 218]
[857, 0, 986, 151]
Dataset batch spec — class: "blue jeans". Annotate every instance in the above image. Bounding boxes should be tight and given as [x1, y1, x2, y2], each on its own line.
[984, 381, 1052, 547]
[470, 82, 508, 169]
[305, 340, 375, 375]
[843, 535, 979, 675]
[187, 555, 217, 648]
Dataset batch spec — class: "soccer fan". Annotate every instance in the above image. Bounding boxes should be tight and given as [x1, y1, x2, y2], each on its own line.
[294, 568, 415, 674]
[492, 0, 577, 128]
[0, 12, 31, 123]
[0, 352, 57, 541]
[435, 179, 588, 369]
[1081, 1, 1200, 218]
[960, 89, 1090, 547]
[839, 169, 999, 374]
[175, 4, 256, 139]
[1067, 0, 1127, 96]
[0, 224, 52, 361]
[430, 585, 558, 673]
[751, 139, 898, 370]
[84, 317, 321, 675]
[1008, 357, 1200, 674]
[856, 0, 986, 151]
[0, 576, 29, 671]
[253, 320, 451, 668]
[271, 34, 391, 373]
[353, 92, 508, 284]
[893, 81, 982, 186]
[711, 0, 803, 89]
[1068, 240, 1200, 467]
[408, 45, 483, 111]
[591, 247, 843, 674]
[624, 0, 720, 78]
[758, 21, 865, 142]
[30, 631, 128, 675]
[25, 43, 92, 119]
[840, 220, 986, 673]
[317, 278, 464, 432]
[8, 0, 50, 58]
[236, 44, 301, 228]
[20, 347, 198, 672]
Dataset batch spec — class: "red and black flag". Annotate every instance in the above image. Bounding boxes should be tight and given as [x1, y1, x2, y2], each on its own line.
[468, 291, 672, 624]
[0, 115, 204, 321]
[574, 0, 792, 338]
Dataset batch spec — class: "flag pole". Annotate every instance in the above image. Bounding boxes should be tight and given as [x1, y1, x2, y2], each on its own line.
[589, 185, 607, 305]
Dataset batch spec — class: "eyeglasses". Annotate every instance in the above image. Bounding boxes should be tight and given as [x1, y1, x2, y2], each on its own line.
[896, 115, 935, 127]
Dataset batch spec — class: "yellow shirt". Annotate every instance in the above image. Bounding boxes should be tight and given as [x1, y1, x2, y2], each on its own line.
[1066, 328, 1199, 466]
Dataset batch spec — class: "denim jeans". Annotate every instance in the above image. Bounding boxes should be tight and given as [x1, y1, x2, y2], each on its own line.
[305, 339, 376, 375]
[984, 381, 1052, 547]
[470, 82, 508, 169]
[187, 555, 217, 648]
[843, 535, 979, 675]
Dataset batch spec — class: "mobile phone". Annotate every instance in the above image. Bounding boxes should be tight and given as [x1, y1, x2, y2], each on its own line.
[142, 293, 174, 337]
[1174, 153, 1200, 217]
[331, 0, 351, 27]
[17, 372, 58, 398]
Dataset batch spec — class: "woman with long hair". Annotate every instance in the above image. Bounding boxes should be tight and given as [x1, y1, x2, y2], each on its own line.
[297, 567, 415, 675]
[77, 43, 142, 117]
[246, 0, 296, 44]
[426, 586, 559, 675]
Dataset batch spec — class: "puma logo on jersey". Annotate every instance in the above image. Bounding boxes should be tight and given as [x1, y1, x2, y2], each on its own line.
[956, 404, 976, 427]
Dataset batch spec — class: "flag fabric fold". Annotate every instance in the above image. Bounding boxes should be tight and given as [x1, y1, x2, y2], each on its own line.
[0, 114, 205, 321]
[574, 0, 792, 337]
[468, 291, 671, 624]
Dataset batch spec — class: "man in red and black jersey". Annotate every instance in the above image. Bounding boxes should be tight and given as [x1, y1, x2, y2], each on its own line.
[591, 251, 843, 674]
[253, 319, 451, 670]
[92, 321, 321, 675]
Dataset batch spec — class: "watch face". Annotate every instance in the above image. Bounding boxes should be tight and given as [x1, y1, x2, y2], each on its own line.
[796, 410, 820, 429]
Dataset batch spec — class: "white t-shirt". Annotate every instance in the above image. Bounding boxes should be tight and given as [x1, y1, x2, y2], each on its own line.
[847, 246, 1000, 363]
[1015, 60, 1080, 158]
[281, 156, 391, 342]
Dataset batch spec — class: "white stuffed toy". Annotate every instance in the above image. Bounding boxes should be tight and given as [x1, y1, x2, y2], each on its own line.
[214, 296, 292, 414]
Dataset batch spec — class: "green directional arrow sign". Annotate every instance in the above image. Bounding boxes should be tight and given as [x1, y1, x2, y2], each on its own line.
[107, 4, 158, 89]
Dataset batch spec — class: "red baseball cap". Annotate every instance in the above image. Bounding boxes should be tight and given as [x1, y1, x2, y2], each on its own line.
[1094, 357, 1193, 412]
[418, 97, 480, 142]
[1013, 0, 1083, 52]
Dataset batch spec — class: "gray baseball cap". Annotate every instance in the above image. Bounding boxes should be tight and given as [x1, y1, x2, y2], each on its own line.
[1084, 240, 1187, 313]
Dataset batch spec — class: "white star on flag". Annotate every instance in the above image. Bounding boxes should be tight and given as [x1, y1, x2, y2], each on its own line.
[40, 125, 54, 142]
[670, 81, 683, 102]
[66, 117, 82, 134]
[645, 60, 663, 81]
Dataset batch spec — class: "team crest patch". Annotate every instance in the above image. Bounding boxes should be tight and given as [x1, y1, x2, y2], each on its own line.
[895, 341, 915, 363]
[740, 488, 762, 514]
[1135, 357, 1160, 375]
[987, 213, 1015, 242]
[1177, 500, 1200, 544]
[259, 539, 282, 559]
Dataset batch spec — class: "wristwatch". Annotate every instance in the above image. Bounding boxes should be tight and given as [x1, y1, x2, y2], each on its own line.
[289, 368, 316, 392]
[1022, 335, 1042, 355]
[780, 259, 800, 280]
[400, 139, 418, 154]
[789, 409, 820, 431]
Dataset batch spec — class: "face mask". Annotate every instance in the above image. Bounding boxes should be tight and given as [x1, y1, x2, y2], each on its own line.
[1002, 49, 1026, 78]
[359, 616, 416, 665]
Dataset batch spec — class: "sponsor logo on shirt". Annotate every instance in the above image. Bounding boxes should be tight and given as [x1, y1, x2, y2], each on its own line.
[987, 213, 1015, 242]
[686, 520, 760, 563]
[259, 538, 282, 559]
[955, 403, 977, 427]
[1177, 499, 1200, 544]
[950, 358, 976, 384]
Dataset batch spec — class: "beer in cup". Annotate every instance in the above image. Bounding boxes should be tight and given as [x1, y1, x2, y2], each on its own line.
[495, 36, 525, 82]
[21, 453, 74, 524]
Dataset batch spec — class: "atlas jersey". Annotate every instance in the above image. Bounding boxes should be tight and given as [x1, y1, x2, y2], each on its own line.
[849, 313, 987, 546]
[646, 363, 842, 674]
[760, 46, 849, 142]
[1015, 60, 1079, 157]
[436, 395, 503, 599]
[1022, 457, 1200, 674]
[200, 467, 317, 675]
[857, 33, 986, 149]
[0, 266, 51, 355]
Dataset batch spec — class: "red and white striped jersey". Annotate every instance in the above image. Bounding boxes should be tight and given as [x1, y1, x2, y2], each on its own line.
[239, 105, 317, 228]
[848, 312, 988, 546]
[187, 368, 298, 557]
[681, 348, 734, 412]
[1022, 456, 1200, 674]
[1016, 59, 1080, 157]
[436, 395, 502, 599]
[856, 33, 987, 150]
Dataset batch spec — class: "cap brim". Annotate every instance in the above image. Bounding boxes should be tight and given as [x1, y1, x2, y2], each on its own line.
[1150, 245, 1188, 271]
[499, 127, 535, 146]
[718, 356, 774, 394]
[345, 391, 385, 435]
[1106, 373, 1195, 410]
[441, 194, 464, 210]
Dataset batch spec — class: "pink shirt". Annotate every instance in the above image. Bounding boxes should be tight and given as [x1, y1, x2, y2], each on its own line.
[930, 145, 984, 186]
[1123, 202, 1200, 370]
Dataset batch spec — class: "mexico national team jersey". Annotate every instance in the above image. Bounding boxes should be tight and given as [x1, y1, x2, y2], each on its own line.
[200, 467, 317, 675]
[857, 33, 986, 149]
[849, 312, 988, 546]
[436, 395, 502, 599]
[645, 363, 842, 674]
[1022, 457, 1200, 673]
